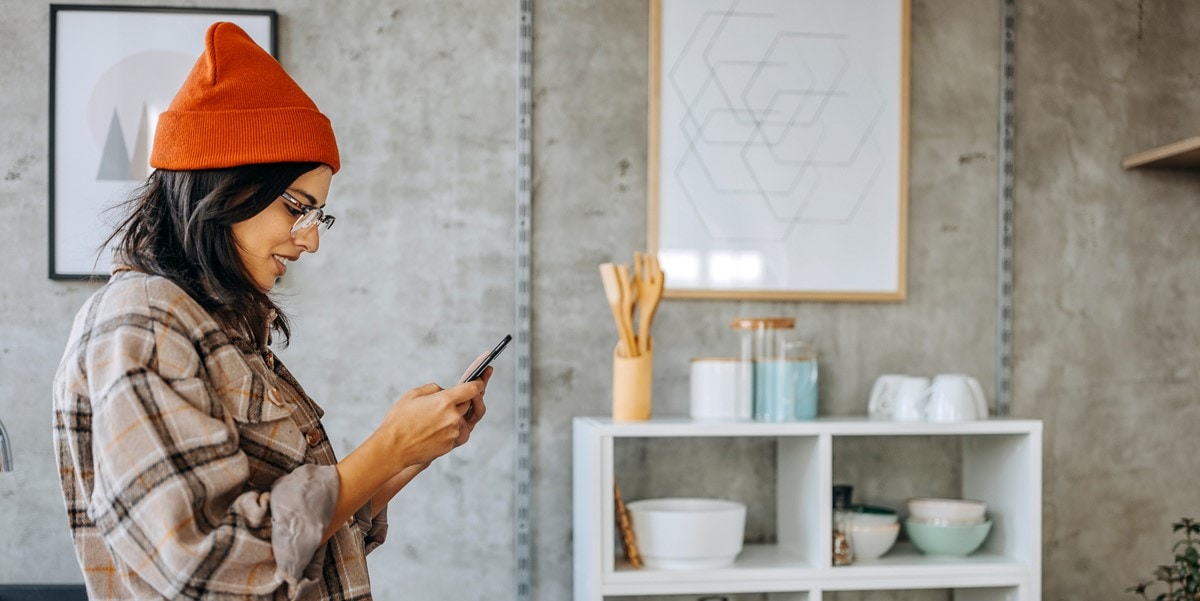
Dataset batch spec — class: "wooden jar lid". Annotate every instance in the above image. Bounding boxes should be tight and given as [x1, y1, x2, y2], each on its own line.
[730, 317, 795, 330]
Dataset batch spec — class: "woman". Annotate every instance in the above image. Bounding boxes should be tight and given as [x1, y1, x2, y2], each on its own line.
[51, 22, 488, 600]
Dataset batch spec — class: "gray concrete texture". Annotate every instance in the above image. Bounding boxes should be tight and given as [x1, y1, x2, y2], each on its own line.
[0, 0, 1194, 599]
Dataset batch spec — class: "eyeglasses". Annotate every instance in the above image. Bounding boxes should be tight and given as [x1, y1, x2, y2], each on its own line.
[281, 191, 335, 236]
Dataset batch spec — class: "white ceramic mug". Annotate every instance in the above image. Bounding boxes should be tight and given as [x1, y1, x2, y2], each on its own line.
[868, 375, 930, 421]
[690, 358, 751, 420]
[925, 374, 988, 422]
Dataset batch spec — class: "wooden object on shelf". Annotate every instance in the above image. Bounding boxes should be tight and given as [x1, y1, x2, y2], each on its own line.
[1123, 135, 1200, 169]
[613, 483, 642, 569]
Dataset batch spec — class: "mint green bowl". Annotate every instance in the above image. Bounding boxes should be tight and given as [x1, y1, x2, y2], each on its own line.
[904, 519, 992, 556]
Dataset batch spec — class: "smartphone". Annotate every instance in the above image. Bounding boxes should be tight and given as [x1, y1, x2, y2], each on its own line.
[462, 334, 512, 383]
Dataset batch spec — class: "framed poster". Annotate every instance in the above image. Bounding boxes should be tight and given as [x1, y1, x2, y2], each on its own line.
[49, 5, 277, 279]
[649, 0, 910, 300]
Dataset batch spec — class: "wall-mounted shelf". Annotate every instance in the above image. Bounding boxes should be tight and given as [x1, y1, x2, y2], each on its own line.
[1123, 135, 1200, 168]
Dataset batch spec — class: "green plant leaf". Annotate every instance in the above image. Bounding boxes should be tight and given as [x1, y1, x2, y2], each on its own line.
[1127, 519, 1200, 598]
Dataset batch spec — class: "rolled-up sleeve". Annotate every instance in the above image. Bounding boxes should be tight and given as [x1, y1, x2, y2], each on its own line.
[354, 501, 389, 554]
[85, 309, 333, 599]
[269, 464, 339, 595]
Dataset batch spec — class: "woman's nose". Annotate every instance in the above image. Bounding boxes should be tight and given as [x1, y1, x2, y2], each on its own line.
[293, 223, 320, 253]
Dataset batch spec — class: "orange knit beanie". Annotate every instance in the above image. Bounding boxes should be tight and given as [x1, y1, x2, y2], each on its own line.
[150, 22, 340, 173]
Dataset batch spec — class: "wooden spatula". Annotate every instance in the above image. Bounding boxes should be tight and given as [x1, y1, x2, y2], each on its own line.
[599, 263, 637, 357]
[615, 263, 638, 356]
[635, 253, 665, 355]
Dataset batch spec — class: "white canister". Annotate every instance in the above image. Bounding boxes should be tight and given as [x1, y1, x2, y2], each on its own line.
[690, 357, 751, 420]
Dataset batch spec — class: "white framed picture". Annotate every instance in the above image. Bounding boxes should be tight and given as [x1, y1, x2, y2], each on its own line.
[649, 0, 911, 301]
[49, 5, 276, 279]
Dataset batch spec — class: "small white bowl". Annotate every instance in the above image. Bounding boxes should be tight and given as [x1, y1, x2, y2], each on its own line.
[847, 522, 900, 560]
[906, 497, 986, 523]
[626, 498, 746, 570]
[907, 514, 985, 526]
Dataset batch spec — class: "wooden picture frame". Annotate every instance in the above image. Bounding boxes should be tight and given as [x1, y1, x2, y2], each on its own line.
[48, 5, 277, 279]
[649, 0, 911, 301]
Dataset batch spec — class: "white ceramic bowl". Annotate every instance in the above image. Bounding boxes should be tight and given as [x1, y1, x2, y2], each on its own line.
[847, 522, 900, 560]
[626, 498, 746, 570]
[906, 498, 986, 524]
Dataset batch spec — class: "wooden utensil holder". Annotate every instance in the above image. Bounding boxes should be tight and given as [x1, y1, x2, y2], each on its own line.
[612, 345, 653, 421]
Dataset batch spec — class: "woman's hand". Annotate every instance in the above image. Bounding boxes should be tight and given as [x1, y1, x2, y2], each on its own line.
[337, 367, 494, 529]
[368, 360, 491, 509]
[375, 375, 487, 472]
[454, 363, 492, 446]
[376, 361, 493, 472]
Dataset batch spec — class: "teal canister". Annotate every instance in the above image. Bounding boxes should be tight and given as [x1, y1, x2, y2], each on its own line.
[731, 318, 819, 421]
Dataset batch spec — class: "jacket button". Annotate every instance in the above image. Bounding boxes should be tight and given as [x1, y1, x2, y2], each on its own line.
[305, 429, 322, 447]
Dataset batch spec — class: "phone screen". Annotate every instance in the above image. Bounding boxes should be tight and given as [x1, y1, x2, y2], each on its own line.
[463, 334, 512, 383]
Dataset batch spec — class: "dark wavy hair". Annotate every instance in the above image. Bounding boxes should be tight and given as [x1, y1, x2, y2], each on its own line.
[106, 162, 323, 350]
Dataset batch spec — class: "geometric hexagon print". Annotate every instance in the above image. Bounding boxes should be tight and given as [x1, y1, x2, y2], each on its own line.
[654, 0, 908, 299]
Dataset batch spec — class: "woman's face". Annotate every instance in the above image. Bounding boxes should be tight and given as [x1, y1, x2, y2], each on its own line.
[231, 166, 333, 292]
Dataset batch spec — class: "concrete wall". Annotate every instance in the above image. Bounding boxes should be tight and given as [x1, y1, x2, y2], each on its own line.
[1017, 1, 1200, 597]
[0, 0, 1196, 599]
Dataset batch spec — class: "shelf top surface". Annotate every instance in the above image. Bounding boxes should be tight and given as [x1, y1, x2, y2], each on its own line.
[605, 544, 1032, 589]
[575, 415, 1042, 436]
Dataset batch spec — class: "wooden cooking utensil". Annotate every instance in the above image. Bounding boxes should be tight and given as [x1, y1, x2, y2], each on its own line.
[599, 263, 637, 357]
[614, 483, 642, 569]
[635, 253, 664, 355]
[615, 264, 638, 356]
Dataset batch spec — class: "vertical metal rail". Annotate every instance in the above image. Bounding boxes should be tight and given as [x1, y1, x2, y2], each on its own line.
[514, 0, 535, 598]
[996, 0, 1016, 416]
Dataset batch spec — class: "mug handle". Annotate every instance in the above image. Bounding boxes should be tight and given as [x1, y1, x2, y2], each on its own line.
[966, 377, 988, 418]
[868, 378, 893, 416]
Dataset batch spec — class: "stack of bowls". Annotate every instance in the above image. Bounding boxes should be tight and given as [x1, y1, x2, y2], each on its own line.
[904, 498, 992, 556]
[846, 504, 900, 561]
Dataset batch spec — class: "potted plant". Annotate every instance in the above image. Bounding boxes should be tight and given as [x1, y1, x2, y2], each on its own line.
[1129, 518, 1200, 600]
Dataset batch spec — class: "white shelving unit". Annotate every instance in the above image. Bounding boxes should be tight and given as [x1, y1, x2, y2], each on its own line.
[573, 417, 1042, 600]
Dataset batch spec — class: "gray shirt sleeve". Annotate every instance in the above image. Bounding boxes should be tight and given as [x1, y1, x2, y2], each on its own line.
[354, 498, 389, 555]
[269, 463, 338, 598]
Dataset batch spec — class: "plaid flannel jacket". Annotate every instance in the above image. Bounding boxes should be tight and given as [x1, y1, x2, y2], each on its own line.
[53, 270, 386, 600]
